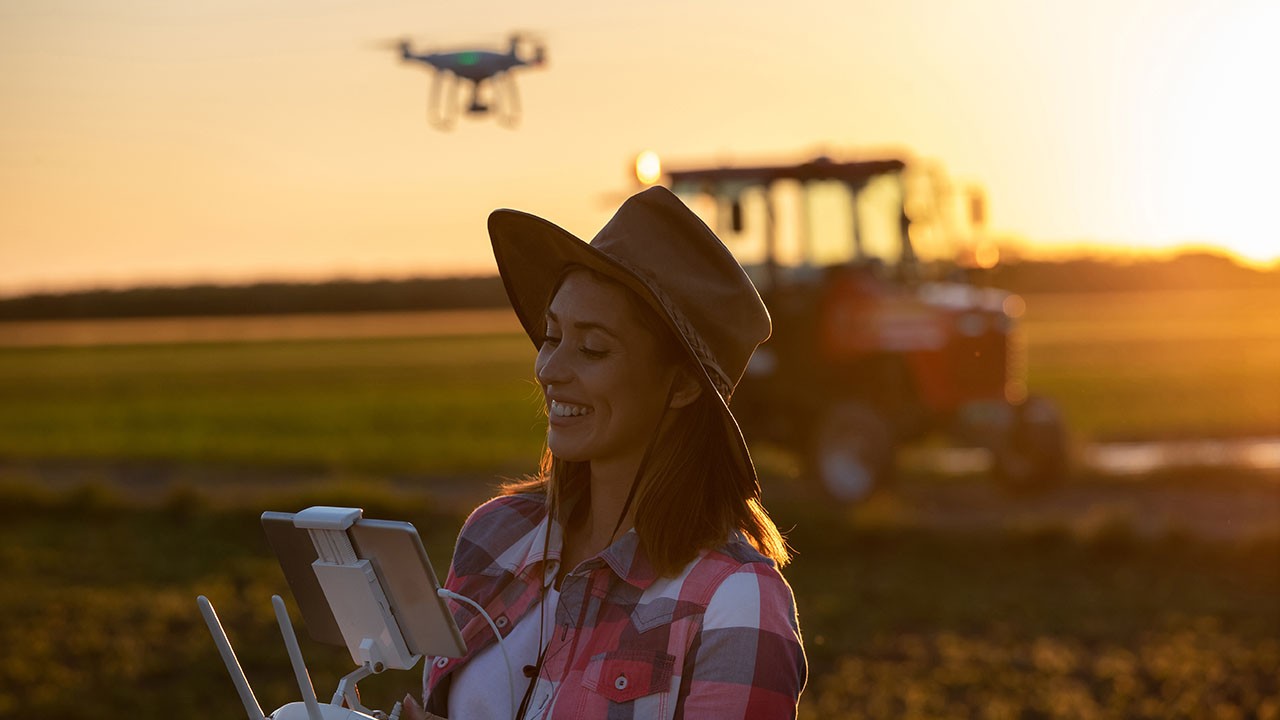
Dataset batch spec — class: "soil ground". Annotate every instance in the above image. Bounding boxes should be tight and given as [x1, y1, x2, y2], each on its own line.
[5, 459, 1276, 541]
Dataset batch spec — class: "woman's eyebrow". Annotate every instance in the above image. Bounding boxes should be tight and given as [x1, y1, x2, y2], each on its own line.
[573, 321, 618, 339]
[544, 311, 619, 339]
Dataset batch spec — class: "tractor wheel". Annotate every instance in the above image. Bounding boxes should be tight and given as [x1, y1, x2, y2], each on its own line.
[806, 402, 894, 503]
[992, 395, 1068, 493]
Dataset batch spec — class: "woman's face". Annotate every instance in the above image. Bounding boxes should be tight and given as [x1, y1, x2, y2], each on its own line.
[535, 270, 678, 469]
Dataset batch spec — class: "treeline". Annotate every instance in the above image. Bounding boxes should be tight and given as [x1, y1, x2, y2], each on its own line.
[0, 276, 509, 321]
[988, 251, 1278, 294]
[0, 252, 1274, 321]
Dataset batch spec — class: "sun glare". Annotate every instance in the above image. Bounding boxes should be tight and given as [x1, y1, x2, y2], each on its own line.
[1144, 1, 1280, 269]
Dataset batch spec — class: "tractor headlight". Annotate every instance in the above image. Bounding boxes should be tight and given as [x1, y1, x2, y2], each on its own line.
[635, 151, 662, 186]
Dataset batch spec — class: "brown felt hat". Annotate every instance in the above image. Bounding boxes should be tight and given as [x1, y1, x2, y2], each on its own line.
[489, 185, 772, 491]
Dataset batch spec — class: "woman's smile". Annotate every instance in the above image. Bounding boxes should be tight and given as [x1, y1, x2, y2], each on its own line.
[549, 399, 594, 418]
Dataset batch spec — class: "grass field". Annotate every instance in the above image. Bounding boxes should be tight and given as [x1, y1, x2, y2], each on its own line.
[1019, 289, 1280, 441]
[1, 287, 1277, 718]
[0, 334, 546, 475]
[0, 288, 1276, 478]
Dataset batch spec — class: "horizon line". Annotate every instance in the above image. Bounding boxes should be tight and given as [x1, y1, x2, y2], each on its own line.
[0, 244, 1274, 300]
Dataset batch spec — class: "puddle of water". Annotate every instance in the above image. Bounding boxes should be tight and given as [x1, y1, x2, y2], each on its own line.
[916, 437, 1280, 477]
[1086, 437, 1280, 476]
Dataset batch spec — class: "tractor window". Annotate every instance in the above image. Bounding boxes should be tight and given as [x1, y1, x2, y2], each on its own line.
[903, 166, 943, 263]
[768, 179, 807, 279]
[716, 186, 772, 287]
[856, 173, 905, 267]
[679, 190, 720, 232]
[903, 165, 958, 268]
[675, 186, 773, 288]
[807, 180, 857, 268]
[725, 186, 770, 271]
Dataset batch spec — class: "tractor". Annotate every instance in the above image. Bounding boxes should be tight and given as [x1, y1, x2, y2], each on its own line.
[639, 152, 1067, 501]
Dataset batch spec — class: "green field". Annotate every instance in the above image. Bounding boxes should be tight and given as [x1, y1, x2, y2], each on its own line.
[1, 287, 1277, 718]
[1019, 289, 1280, 441]
[0, 334, 546, 475]
[1, 288, 1276, 477]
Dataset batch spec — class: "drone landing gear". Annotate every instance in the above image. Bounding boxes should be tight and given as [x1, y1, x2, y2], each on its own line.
[427, 73, 519, 129]
[428, 73, 459, 130]
[494, 73, 520, 128]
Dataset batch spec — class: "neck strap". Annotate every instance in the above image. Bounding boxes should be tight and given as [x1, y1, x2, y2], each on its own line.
[608, 380, 678, 544]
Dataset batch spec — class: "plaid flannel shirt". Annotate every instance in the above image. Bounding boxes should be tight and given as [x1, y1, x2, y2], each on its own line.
[424, 493, 806, 719]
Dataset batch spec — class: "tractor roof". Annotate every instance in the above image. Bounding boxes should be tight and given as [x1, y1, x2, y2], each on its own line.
[667, 155, 907, 190]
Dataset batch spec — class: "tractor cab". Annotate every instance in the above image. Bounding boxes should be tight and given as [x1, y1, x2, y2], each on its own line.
[647, 153, 1065, 501]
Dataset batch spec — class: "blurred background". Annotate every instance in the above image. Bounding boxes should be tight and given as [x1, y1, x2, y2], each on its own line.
[1, 0, 1276, 718]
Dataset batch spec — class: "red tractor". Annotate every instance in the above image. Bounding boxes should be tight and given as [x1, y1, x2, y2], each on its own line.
[642, 153, 1067, 501]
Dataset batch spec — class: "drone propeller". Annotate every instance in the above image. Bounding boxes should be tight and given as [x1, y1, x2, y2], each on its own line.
[365, 35, 405, 47]
[507, 30, 549, 48]
[508, 28, 549, 41]
[364, 36, 416, 59]
[505, 30, 548, 65]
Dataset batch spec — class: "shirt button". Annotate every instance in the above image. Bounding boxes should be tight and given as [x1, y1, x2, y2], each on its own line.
[614, 674, 628, 691]
[495, 615, 509, 629]
[434, 657, 449, 668]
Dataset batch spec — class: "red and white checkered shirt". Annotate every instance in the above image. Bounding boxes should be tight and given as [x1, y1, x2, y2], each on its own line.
[425, 493, 806, 719]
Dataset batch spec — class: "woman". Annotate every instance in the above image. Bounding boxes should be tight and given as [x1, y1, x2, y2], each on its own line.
[406, 186, 806, 719]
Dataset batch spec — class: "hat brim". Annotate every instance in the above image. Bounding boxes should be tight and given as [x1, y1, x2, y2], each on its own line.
[488, 208, 761, 492]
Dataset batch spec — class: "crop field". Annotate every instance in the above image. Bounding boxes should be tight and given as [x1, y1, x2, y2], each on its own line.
[0, 287, 1277, 718]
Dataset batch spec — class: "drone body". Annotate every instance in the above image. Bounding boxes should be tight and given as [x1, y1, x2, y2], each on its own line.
[393, 33, 546, 130]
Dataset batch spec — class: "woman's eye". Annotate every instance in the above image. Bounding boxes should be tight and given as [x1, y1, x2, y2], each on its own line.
[579, 346, 607, 358]
[543, 335, 561, 347]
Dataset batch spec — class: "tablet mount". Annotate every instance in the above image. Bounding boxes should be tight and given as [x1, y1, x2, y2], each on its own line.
[197, 506, 445, 720]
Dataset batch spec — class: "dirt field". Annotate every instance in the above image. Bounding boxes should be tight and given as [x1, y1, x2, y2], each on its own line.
[5, 457, 1275, 542]
[840, 473, 1280, 541]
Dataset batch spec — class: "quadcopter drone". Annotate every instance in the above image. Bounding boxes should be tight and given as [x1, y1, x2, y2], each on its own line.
[387, 32, 547, 130]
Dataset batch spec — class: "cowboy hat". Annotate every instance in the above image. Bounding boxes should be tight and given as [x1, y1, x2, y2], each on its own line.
[488, 185, 772, 490]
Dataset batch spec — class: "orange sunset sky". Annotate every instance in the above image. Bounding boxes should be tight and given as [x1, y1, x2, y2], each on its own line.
[1, 0, 1277, 296]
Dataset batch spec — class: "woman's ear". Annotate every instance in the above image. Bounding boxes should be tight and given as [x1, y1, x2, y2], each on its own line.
[668, 367, 704, 409]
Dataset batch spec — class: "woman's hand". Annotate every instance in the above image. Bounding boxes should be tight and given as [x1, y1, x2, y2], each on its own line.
[400, 693, 446, 720]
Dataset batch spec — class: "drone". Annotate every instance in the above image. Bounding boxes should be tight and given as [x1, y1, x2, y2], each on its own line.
[386, 33, 546, 130]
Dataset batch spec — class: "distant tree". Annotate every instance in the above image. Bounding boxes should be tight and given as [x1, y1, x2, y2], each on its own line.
[0, 277, 510, 320]
[0, 252, 1273, 321]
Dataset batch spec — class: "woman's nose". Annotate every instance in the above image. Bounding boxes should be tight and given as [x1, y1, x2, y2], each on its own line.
[535, 344, 570, 387]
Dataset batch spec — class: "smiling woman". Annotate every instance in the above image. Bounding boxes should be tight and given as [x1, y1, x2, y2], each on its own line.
[410, 187, 805, 720]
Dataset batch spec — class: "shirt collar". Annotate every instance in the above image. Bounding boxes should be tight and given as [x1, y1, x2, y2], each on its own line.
[523, 513, 660, 591]
[597, 528, 659, 590]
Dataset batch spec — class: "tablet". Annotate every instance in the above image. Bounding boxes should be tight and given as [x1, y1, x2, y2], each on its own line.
[262, 510, 467, 661]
